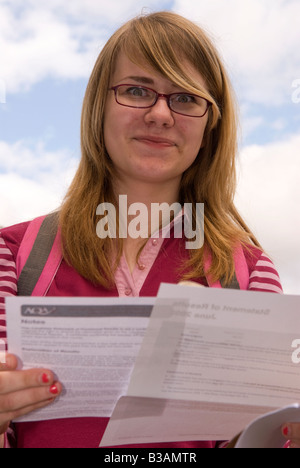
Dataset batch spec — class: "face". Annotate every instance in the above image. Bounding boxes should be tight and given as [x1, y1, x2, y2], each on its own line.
[104, 53, 209, 191]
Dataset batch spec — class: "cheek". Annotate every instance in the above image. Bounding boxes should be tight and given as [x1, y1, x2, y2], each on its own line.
[180, 121, 207, 158]
[104, 107, 137, 148]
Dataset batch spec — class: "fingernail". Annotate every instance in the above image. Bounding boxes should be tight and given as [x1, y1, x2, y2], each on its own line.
[42, 373, 50, 384]
[49, 385, 58, 395]
[282, 425, 291, 437]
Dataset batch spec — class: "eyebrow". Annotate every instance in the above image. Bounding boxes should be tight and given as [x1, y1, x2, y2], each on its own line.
[118, 75, 183, 90]
[121, 76, 155, 85]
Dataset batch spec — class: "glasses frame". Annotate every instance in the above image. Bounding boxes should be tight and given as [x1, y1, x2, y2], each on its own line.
[109, 84, 212, 118]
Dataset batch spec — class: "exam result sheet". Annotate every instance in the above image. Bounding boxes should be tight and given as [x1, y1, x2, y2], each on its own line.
[100, 284, 300, 446]
[5, 297, 153, 422]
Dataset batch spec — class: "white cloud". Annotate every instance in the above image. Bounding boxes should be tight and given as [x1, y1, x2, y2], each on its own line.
[0, 4, 99, 93]
[0, 172, 60, 227]
[0, 139, 77, 183]
[0, 0, 167, 94]
[173, 0, 300, 105]
[235, 131, 300, 294]
[25, 0, 154, 24]
[0, 139, 77, 226]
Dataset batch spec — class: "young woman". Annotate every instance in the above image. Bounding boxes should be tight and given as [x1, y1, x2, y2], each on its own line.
[0, 11, 297, 448]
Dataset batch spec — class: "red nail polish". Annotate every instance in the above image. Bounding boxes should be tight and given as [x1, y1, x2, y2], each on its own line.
[49, 385, 58, 395]
[42, 373, 50, 384]
[283, 425, 290, 437]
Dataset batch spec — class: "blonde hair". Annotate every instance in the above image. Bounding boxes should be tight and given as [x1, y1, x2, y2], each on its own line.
[59, 11, 260, 288]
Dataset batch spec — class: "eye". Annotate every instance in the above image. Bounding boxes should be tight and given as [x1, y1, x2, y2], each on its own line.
[175, 94, 196, 104]
[125, 86, 150, 98]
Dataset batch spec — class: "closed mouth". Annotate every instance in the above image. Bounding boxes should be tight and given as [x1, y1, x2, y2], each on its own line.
[134, 136, 176, 147]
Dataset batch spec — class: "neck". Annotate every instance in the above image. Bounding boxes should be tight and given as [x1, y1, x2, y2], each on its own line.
[113, 177, 181, 238]
[114, 177, 181, 207]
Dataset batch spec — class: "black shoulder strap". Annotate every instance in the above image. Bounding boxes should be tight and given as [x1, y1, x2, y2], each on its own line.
[17, 212, 59, 296]
[220, 272, 240, 289]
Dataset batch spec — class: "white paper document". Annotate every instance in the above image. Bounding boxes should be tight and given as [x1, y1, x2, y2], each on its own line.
[128, 285, 300, 407]
[100, 284, 300, 446]
[99, 396, 274, 447]
[5, 286, 300, 447]
[6, 296, 153, 422]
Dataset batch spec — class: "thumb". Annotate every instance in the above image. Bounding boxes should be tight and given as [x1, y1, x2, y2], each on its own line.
[0, 353, 19, 371]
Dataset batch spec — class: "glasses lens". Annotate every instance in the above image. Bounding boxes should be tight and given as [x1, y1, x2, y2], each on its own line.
[116, 85, 156, 107]
[170, 94, 208, 117]
[113, 85, 209, 117]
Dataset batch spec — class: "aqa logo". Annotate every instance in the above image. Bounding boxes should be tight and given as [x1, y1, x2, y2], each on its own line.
[291, 339, 300, 364]
[22, 306, 57, 316]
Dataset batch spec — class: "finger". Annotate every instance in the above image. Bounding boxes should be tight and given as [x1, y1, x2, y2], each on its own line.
[0, 381, 62, 417]
[0, 354, 18, 371]
[0, 368, 56, 395]
[2, 392, 59, 424]
[282, 423, 300, 444]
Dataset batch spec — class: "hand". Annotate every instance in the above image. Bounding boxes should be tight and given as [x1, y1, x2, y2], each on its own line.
[282, 423, 300, 448]
[0, 354, 62, 441]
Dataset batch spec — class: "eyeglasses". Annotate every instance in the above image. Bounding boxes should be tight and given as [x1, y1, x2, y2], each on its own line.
[109, 84, 212, 118]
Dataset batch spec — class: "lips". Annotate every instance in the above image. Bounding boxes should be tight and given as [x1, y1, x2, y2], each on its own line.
[134, 136, 176, 147]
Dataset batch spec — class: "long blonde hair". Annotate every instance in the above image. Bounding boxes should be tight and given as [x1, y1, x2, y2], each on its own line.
[59, 11, 260, 288]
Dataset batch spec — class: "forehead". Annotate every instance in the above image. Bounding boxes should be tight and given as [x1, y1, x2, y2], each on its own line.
[111, 52, 207, 91]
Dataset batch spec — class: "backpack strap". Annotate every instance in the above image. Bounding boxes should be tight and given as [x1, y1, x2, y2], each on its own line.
[231, 243, 250, 290]
[17, 212, 62, 296]
[204, 243, 249, 290]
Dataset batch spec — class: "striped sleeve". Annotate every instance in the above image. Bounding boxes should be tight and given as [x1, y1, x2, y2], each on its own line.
[0, 236, 18, 346]
[0, 236, 18, 448]
[248, 252, 283, 294]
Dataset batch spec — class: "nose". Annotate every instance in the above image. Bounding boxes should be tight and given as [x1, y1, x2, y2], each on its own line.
[144, 95, 175, 127]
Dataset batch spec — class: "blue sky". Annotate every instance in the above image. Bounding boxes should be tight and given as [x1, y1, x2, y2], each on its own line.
[0, 0, 300, 293]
